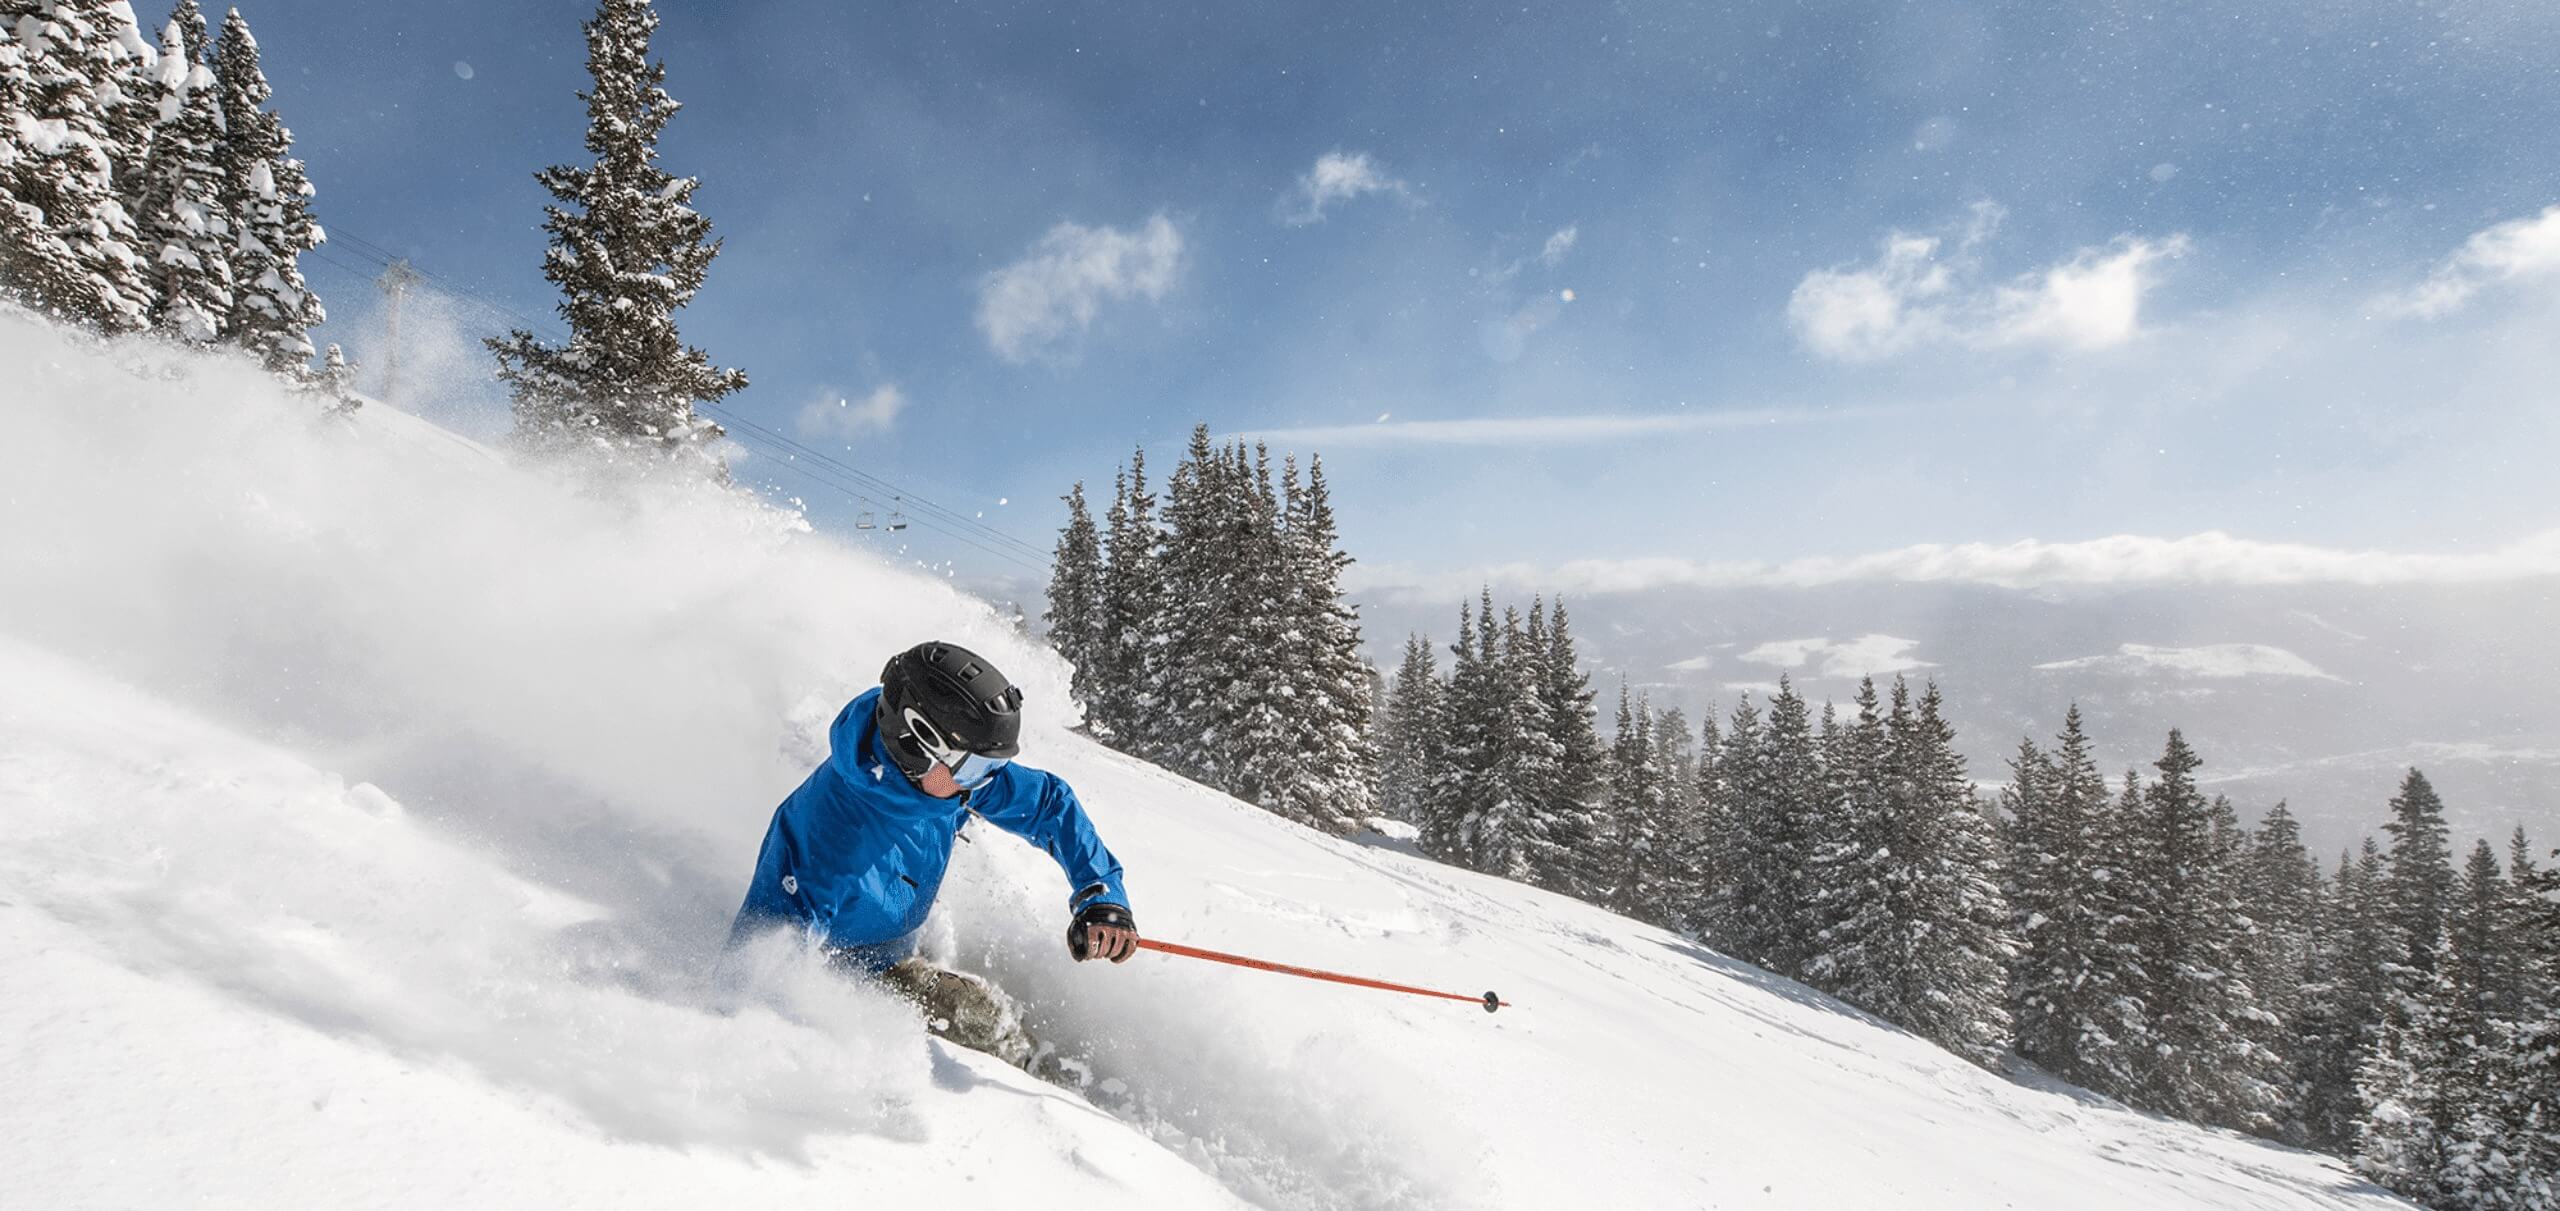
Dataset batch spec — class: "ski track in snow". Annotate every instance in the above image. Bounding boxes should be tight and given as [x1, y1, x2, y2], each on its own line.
[0, 312, 2417, 1209]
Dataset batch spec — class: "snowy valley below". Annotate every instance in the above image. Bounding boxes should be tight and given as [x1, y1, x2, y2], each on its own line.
[0, 314, 2421, 1208]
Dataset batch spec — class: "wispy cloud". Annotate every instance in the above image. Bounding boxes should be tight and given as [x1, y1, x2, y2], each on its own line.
[2036, 643, 2344, 682]
[1347, 529, 2560, 600]
[1787, 203, 2189, 360]
[794, 384, 908, 442]
[976, 214, 1184, 363]
[1235, 404, 1897, 449]
[2380, 204, 2560, 318]
[1540, 225, 1580, 267]
[1279, 151, 1407, 226]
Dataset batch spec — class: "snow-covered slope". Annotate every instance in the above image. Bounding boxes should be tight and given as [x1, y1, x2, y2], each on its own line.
[0, 313, 2412, 1208]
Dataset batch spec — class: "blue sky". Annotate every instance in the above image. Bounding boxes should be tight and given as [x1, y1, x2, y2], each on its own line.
[234, 0, 2560, 593]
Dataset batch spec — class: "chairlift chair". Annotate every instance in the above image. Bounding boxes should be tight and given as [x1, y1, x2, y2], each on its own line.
[855, 510, 876, 530]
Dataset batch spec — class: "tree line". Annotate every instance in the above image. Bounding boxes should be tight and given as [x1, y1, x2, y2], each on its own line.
[1, 0, 340, 394]
[1371, 594, 2554, 1209]
[1044, 424, 1377, 835]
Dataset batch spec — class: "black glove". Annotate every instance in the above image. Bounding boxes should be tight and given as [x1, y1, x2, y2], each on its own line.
[1068, 901, 1138, 962]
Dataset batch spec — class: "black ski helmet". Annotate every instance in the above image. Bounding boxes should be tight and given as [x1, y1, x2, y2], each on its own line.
[877, 641, 1025, 775]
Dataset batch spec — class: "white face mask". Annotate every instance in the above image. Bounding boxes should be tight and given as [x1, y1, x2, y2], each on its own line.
[901, 706, 1010, 790]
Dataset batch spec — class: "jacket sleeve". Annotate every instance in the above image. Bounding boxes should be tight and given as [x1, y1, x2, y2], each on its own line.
[971, 768, 1131, 913]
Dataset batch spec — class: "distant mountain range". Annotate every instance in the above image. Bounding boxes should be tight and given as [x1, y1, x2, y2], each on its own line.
[1348, 577, 2560, 861]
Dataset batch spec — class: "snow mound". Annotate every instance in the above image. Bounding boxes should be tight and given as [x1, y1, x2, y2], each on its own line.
[0, 312, 2411, 1208]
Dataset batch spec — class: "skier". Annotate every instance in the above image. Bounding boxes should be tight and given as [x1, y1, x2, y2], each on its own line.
[728, 640, 1139, 1066]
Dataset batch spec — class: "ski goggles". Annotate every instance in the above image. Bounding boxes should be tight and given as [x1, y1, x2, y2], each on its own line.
[900, 707, 1011, 790]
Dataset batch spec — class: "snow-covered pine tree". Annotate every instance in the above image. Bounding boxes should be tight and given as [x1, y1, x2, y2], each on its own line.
[2451, 840, 2515, 1032]
[97, 0, 154, 213]
[211, 7, 324, 374]
[0, 0, 156, 330]
[1221, 445, 1301, 819]
[1698, 695, 1766, 956]
[1804, 678, 1891, 1001]
[1539, 599, 1609, 901]
[2355, 928, 2507, 1208]
[1473, 603, 1565, 882]
[1686, 709, 1725, 937]
[1150, 426, 1235, 783]
[2383, 769, 2458, 989]
[128, 1, 229, 342]
[1273, 453, 1376, 834]
[2242, 800, 2328, 1144]
[2132, 730, 2286, 1131]
[1605, 684, 1661, 918]
[1721, 677, 1822, 979]
[486, 0, 741, 461]
[317, 340, 356, 410]
[1649, 704, 1701, 929]
[1377, 633, 1444, 826]
[2302, 839, 2401, 1153]
[1044, 480, 1106, 716]
[2494, 843, 2560, 1209]
[1893, 682, 2016, 1067]
[1094, 448, 1162, 750]
[1420, 597, 1489, 866]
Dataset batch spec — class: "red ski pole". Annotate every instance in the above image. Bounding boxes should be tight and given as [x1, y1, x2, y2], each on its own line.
[1136, 937, 1509, 1012]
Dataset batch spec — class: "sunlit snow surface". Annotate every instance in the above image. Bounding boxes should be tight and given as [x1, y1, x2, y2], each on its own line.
[0, 313, 2412, 1208]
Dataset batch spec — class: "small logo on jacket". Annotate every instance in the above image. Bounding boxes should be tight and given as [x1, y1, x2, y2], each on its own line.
[781, 875, 799, 896]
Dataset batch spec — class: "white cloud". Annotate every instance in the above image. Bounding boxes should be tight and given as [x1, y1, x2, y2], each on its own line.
[1345, 529, 2560, 601]
[2382, 205, 2560, 318]
[794, 385, 907, 442]
[1742, 634, 1933, 679]
[1786, 234, 1954, 360]
[1236, 404, 1898, 449]
[1540, 225, 1580, 267]
[975, 214, 1184, 363]
[1787, 205, 2187, 361]
[1666, 654, 1716, 672]
[2035, 643, 2344, 682]
[1981, 236, 2190, 351]
[1280, 151, 1407, 226]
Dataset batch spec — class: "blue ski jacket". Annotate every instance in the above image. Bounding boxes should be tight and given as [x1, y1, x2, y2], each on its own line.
[728, 687, 1131, 967]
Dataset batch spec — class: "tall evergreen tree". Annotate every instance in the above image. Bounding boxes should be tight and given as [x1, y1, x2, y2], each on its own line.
[2241, 800, 2328, 1143]
[1699, 696, 1766, 953]
[1687, 709, 1726, 934]
[1473, 604, 1566, 881]
[1720, 678, 1822, 979]
[1092, 449, 1161, 749]
[2495, 842, 2560, 1208]
[1044, 480, 1105, 714]
[212, 6, 324, 373]
[1150, 426, 1239, 783]
[128, 1, 229, 342]
[1606, 684, 1663, 918]
[1377, 633, 1444, 826]
[0, 0, 156, 329]
[1805, 678, 1892, 999]
[487, 0, 742, 459]
[1272, 453, 1376, 834]
[1540, 600, 1609, 900]
[2005, 705, 2143, 1092]
[2451, 840, 2514, 1031]
[2131, 730, 2285, 1131]
[1421, 597, 1489, 865]
[2383, 769, 2458, 987]
[1223, 445, 1302, 819]
[1649, 704, 1702, 930]
[2356, 929, 2510, 1208]
[1885, 683, 2016, 1065]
